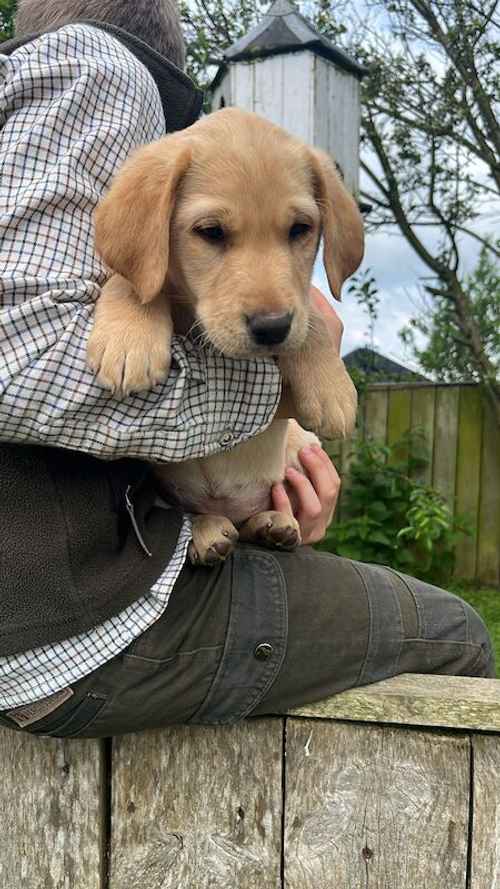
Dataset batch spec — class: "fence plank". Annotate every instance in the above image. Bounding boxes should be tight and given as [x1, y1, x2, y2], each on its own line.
[290, 673, 500, 732]
[284, 720, 469, 889]
[410, 386, 436, 484]
[364, 387, 389, 443]
[387, 388, 412, 463]
[432, 386, 460, 509]
[338, 428, 359, 520]
[0, 731, 105, 889]
[477, 400, 500, 585]
[110, 722, 284, 889]
[324, 437, 343, 522]
[454, 387, 483, 579]
[470, 735, 500, 888]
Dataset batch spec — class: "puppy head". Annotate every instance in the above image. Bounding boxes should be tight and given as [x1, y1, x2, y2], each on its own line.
[95, 108, 364, 357]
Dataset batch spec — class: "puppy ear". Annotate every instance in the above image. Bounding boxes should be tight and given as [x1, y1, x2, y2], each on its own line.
[308, 148, 364, 301]
[94, 137, 192, 304]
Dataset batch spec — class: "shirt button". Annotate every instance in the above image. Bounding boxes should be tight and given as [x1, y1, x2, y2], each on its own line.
[220, 431, 235, 445]
[254, 642, 274, 661]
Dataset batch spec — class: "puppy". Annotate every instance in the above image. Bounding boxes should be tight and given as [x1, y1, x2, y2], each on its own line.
[87, 108, 364, 564]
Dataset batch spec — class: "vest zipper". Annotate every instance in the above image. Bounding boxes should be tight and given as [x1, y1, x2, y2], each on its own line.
[125, 485, 153, 558]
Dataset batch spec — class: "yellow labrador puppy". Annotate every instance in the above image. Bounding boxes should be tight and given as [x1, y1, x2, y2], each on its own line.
[88, 108, 363, 564]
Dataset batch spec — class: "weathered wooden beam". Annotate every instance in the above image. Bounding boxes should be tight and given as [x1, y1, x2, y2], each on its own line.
[109, 721, 284, 889]
[0, 731, 105, 889]
[284, 720, 470, 888]
[470, 735, 500, 888]
[289, 674, 500, 732]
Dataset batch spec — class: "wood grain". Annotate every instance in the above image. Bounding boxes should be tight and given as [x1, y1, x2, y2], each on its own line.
[387, 387, 412, 464]
[364, 386, 389, 443]
[110, 721, 284, 889]
[470, 734, 500, 888]
[290, 673, 500, 732]
[477, 398, 500, 585]
[454, 386, 483, 579]
[432, 386, 460, 509]
[410, 385, 436, 484]
[0, 730, 105, 889]
[284, 720, 470, 888]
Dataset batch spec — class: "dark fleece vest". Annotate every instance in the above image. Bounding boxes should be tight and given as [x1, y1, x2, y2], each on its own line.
[0, 24, 203, 656]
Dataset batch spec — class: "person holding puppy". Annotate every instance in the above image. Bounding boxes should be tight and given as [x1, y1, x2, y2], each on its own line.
[0, 0, 494, 738]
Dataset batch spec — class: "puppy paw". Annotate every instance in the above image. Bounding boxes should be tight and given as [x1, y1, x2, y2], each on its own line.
[87, 323, 171, 397]
[290, 360, 357, 440]
[239, 511, 301, 550]
[189, 515, 239, 567]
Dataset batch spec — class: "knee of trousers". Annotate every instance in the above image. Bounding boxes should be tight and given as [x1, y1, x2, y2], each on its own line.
[462, 601, 496, 676]
[393, 569, 496, 678]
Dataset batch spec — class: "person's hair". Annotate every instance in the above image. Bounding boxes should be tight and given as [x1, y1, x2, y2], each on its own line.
[15, 0, 186, 69]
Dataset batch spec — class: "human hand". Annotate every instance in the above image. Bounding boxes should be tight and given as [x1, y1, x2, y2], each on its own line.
[271, 443, 341, 545]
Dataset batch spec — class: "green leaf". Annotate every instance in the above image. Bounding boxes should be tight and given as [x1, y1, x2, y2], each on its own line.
[370, 530, 394, 546]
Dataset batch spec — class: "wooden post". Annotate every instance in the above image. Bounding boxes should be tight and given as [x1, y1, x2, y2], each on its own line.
[1, 675, 500, 888]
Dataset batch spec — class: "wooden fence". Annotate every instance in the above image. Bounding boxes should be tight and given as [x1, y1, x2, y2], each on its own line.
[327, 382, 500, 586]
[2, 674, 500, 888]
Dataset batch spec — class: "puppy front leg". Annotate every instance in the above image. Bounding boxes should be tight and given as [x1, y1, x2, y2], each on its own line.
[189, 515, 239, 566]
[239, 511, 301, 550]
[278, 311, 357, 440]
[87, 273, 173, 397]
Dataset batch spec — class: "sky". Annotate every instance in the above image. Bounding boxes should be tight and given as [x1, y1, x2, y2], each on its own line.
[313, 232, 428, 371]
[312, 203, 492, 371]
[288, 1, 497, 373]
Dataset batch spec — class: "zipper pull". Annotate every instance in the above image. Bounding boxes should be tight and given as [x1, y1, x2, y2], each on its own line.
[125, 485, 153, 558]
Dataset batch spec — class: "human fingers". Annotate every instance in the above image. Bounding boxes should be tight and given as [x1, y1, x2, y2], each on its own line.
[271, 481, 294, 516]
[297, 444, 341, 526]
[284, 465, 326, 545]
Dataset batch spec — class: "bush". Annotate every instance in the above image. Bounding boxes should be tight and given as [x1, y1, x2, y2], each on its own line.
[318, 434, 471, 584]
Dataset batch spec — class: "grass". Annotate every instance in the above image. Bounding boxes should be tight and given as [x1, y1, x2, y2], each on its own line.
[449, 581, 500, 677]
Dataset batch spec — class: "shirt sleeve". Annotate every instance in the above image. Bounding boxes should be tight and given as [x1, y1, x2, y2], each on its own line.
[0, 24, 281, 462]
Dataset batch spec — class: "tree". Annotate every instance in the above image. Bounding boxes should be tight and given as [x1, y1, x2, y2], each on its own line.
[401, 242, 500, 382]
[180, 0, 500, 423]
[0, 0, 15, 41]
[359, 0, 500, 420]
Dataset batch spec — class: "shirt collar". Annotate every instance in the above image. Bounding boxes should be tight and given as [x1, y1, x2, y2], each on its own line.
[1, 20, 204, 133]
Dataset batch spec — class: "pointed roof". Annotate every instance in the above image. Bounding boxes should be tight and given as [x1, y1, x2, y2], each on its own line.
[221, 0, 366, 79]
[343, 348, 430, 382]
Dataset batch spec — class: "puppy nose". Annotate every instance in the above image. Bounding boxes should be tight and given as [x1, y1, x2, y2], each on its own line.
[246, 312, 293, 346]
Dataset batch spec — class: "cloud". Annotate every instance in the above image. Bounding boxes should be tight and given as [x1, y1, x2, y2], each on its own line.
[313, 230, 432, 371]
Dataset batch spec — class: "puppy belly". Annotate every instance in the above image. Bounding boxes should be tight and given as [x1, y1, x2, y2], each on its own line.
[157, 478, 273, 527]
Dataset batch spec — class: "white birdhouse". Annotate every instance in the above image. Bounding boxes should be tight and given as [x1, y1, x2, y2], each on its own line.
[211, 0, 366, 195]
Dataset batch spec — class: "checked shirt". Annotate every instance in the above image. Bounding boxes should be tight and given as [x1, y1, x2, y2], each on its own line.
[0, 24, 281, 707]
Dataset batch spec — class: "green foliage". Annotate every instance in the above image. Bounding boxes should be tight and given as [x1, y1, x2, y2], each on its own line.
[179, 0, 268, 89]
[450, 582, 500, 677]
[318, 434, 471, 583]
[0, 0, 15, 42]
[400, 242, 500, 384]
[347, 268, 380, 353]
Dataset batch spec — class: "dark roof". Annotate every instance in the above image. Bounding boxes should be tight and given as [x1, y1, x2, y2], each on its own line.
[343, 348, 430, 382]
[212, 0, 366, 90]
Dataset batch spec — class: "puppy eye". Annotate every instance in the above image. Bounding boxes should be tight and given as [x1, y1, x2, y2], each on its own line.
[194, 225, 226, 244]
[289, 222, 312, 240]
